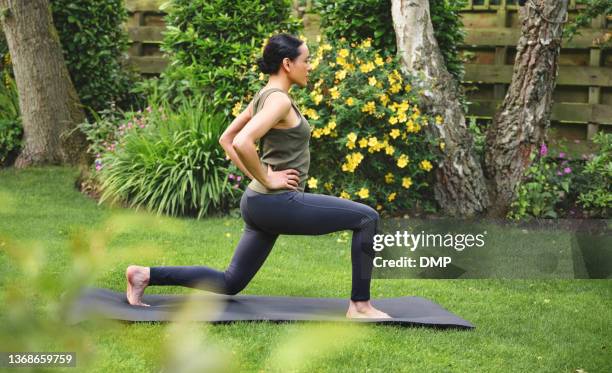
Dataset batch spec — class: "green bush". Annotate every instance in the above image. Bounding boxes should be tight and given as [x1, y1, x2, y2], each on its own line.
[94, 95, 241, 219]
[49, 0, 143, 115]
[241, 37, 442, 214]
[0, 74, 21, 166]
[135, 0, 302, 116]
[313, 0, 468, 82]
[577, 132, 611, 218]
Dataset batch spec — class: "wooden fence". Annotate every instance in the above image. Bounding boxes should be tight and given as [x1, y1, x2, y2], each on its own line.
[123, 0, 611, 151]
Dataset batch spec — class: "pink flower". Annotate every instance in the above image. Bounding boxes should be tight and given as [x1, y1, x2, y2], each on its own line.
[556, 171, 562, 176]
[146, 106, 152, 113]
[95, 164, 102, 171]
[558, 152, 565, 159]
[539, 143, 548, 157]
[228, 173, 235, 180]
[563, 167, 572, 174]
[139, 124, 145, 128]
[236, 176, 242, 182]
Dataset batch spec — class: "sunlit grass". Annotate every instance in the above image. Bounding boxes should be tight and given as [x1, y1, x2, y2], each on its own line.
[0, 166, 610, 372]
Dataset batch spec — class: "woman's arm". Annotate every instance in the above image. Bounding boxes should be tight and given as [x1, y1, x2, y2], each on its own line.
[231, 92, 299, 190]
[219, 101, 255, 180]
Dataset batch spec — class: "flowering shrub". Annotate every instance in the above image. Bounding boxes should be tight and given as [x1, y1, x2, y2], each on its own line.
[508, 143, 579, 220]
[238, 36, 442, 214]
[79, 95, 240, 218]
[577, 132, 611, 218]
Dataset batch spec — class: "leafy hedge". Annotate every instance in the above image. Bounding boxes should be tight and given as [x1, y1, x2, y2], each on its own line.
[134, 0, 302, 116]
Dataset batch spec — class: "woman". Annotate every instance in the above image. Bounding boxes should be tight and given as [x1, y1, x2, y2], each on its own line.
[126, 33, 391, 319]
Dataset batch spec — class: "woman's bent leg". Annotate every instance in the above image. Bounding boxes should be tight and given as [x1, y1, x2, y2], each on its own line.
[148, 223, 279, 295]
[247, 191, 380, 301]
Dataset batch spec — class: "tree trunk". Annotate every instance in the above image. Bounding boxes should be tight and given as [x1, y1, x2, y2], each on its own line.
[0, 0, 89, 168]
[484, 0, 568, 217]
[391, 0, 489, 217]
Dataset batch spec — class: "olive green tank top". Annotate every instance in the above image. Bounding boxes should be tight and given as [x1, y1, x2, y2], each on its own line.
[247, 87, 312, 194]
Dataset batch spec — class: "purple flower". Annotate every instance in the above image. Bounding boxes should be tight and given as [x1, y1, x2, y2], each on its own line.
[236, 175, 242, 182]
[558, 152, 565, 159]
[228, 173, 235, 180]
[95, 164, 102, 171]
[563, 167, 572, 174]
[540, 143, 548, 157]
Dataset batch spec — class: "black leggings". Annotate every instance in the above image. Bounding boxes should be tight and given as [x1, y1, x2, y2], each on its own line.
[149, 187, 380, 301]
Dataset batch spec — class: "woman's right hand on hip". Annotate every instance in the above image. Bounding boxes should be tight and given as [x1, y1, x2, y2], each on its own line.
[265, 164, 300, 191]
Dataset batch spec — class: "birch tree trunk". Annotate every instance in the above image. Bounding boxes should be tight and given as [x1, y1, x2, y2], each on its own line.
[391, 0, 489, 217]
[484, 0, 568, 217]
[0, 0, 89, 168]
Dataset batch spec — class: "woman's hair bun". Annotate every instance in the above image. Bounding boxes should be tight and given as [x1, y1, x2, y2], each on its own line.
[257, 56, 273, 74]
[256, 33, 303, 75]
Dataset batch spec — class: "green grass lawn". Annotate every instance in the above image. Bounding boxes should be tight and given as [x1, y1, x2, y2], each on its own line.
[0, 166, 610, 372]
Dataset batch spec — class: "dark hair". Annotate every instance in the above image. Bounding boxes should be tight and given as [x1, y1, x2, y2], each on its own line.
[257, 33, 304, 75]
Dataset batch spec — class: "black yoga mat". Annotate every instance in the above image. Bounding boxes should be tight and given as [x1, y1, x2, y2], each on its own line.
[64, 288, 474, 329]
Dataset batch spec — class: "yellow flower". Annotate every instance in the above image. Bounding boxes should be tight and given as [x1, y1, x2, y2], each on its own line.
[388, 116, 398, 125]
[375, 56, 384, 66]
[420, 160, 433, 172]
[356, 187, 369, 199]
[232, 101, 242, 117]
[368, 76, 377, 86]
[304, 108, 320, 120]
[338, 48, 349, 58]
[359, 61, 375, 74]
[361, 101, 376, 115]
[379, 94, 390, 106]
[345, 97, 354, 106]
[385, 145, 395, 155]
[397, 154, 409, 168]
[384, 172, 395, 184]
[327, 120, 337, 130]
[311, 91, 323, 105]
[322, 43, 332, 51]
[402, 177, 413, 189]
[307, 177, 318, 189]
[347, 132, 357, 143]
[360, 38, 372, 48]
[358, 138, 368, 148]
[324, 182, 333, 191]
[390, 129, 400, 139]
[341, 152, 365, 172]
[312, 128, 322, 138]
[387, 192, 397, 202]
[330, 86, 340, 99]
[376, 204, 383, 211]
[368, 137, 378, 147]
[259, 72, 265, 81]
[322, 126, 331, 135]
[335, 70, 347, 80]
[390, 83, 402, 93]
[340, 191, 351, 199]
[405, 84, 412, 92]
[435, 115, 444, 125]
[439, 142, 446, 151]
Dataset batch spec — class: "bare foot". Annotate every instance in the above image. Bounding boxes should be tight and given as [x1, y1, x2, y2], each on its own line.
[346, 300, 392, 319]
[126, 265, 151, 307]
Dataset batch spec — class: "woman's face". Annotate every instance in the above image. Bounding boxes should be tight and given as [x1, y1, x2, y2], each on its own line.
[285, 43, 311, 87]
